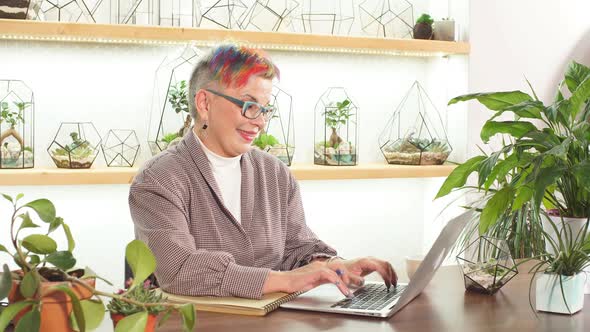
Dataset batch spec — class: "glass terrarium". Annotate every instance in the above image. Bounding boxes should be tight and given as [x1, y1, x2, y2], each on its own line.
[314, 87, 358, 166]
[456, 237, 518, 295]
[113, 0, 156, 25]
[197, 0, 249, 29]
[298, 0, 354, 35]
[240, 0, 299, 32]
[101, 129, 140, 167]
[48, 122, 101, 169]
[252, 86, 295, 165]
[148, 45, 202, 156]
[35, 0, 104, 22]
[378, 81, 452, 165]
[0, 80, 34, 169]
[358, 0, 414, 38]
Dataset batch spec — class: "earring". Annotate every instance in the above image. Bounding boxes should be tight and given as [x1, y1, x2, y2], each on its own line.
[202, 123, 208, 130]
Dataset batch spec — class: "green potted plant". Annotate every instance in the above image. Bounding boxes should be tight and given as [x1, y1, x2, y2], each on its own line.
[107, 279, 166, 331]
[525, 214, 590, 314]
[435, 61, 590, 283]
[413, 14, 434, 40]
[0, 193, 196, 332]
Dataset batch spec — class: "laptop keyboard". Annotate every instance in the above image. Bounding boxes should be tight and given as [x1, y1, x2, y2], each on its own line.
[331, 283, 407, 311]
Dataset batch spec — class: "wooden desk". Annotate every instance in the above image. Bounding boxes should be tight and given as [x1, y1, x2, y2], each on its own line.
[159, 263, 589, 332]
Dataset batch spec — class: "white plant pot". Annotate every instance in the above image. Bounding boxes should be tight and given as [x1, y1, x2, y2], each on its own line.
[541, 214, 590, 294]
[536, 273, 586, 314]
[433, 20, 456, 41]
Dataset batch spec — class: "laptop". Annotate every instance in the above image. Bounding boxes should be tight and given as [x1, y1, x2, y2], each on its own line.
[281, 210, 473, 318]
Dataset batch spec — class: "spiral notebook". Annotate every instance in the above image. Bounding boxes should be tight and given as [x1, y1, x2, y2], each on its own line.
[159, 290, 302, 316]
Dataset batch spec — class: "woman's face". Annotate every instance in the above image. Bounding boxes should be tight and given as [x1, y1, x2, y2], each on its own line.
[198, 75, 273, 157]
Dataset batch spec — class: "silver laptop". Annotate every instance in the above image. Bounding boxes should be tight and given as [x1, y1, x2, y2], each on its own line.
[281, 210, 473, 318]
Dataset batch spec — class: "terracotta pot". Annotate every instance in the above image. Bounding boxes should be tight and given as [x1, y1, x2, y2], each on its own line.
[111, 312, 158, 332]
[8, 275, 96, 332]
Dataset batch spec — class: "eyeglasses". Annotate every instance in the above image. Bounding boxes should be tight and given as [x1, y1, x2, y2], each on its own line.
[205, 89, 276, 121]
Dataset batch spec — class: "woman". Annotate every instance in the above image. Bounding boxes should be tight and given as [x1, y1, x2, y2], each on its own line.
[129, 44, 397, 300]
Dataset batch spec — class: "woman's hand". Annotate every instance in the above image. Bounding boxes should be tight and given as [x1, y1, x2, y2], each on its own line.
[326, 257, 398, 291]
[262, 261, 354, 297]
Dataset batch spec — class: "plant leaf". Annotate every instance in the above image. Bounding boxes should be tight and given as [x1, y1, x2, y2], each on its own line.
[70, 299, 105, 331]
[483, 153, 519, 191]
[435, 156, 487, 199]
[20, 270, 40, 298]
[0, 264, 12, 300]
[18, 212, 39, 231]
[0, 244, 8, 254]
[179, 304, 196, 332]
[532, 165, 564, 210]
[568, 75, 590, 120]
[479, 186, 515, 235]
[490, 100, 544, 120]
[15, 193, 24, 202]
[1, 194, 13, 204]
[0, 301, 34, 332]
[115, 311, 148, 332]
[125, 240, 156, 289]
[48, 216, 63, 234]
[448, 91, 532, 110]
[46, 251, 77, 270]
[62, 222, 75, 252]
[21, 234, 57, 255]
[15, 307, 40, 332]
[25, 199, 56, 223]
[572, 161, 590, 192]
[480, 121, 537, 143]
[564, 61, 590, 93]
[81, 266, 113, 286]
[158, 308, 174, 328]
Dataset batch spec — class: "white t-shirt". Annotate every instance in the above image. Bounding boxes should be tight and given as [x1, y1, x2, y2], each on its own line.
[194, 133, 242, 224]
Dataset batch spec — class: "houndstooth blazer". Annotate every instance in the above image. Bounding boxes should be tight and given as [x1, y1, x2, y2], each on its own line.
[129, 132, 337, 299]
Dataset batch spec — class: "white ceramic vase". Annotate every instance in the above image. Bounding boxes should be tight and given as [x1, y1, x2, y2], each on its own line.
[536, 272, 586, 314]
[541, 214, 590, 294]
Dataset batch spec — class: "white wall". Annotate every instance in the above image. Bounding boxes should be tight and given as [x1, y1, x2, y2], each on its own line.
[467, 0, 590, 154]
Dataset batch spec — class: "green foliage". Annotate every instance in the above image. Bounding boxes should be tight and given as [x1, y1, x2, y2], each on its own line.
[161, 132, 179, 144]
[252, 133, 279, 150]
[52, 132, 94, 159]
[168, 80, 189, 114]
[416, 13, 434, 26]
[0, 101, 29, 128]
[437, 61, 590, 258]
[324, 99, 353, 130]
[107, 281, 166, 316]
[0, 194, 196, 332]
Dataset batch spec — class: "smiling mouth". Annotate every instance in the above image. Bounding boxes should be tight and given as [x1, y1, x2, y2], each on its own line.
[237, 129, 257, 142]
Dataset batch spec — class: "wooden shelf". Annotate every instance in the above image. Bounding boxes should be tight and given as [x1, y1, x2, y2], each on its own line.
[0, 164, 455, 186]
[0, 19, 470, 56]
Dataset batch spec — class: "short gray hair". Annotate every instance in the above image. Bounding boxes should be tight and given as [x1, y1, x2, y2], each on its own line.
[188, 52, 215, 123]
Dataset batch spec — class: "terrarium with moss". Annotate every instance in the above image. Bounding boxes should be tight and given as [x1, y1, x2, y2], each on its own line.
[251, 86, 295, 165]
[0, 80, 34, 169]
[148, 46, 202, 156]
[379, 81, 451, 165]
[48, 122, 101, 169]
[314, 87, 358, 166]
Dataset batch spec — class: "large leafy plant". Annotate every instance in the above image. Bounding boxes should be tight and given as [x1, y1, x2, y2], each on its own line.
[0, 194, 196, 332]
[436, 61, 590, 258]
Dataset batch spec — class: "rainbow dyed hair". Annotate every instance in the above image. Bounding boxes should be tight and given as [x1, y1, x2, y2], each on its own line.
[188, 44, 280, 121]
[208, 44, 280, 88]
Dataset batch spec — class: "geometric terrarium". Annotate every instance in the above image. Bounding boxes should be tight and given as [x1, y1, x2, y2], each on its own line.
[314, 87, 358, 166]
[0, 80, 34, 169]
[47, 122, 101, 169]
[252, 86, 295, 166]
[298, 0, 355, 35]
[36, 0, 103, 23]
[456, 237, 519, 295]
[113, 0, 157, 25]
[358, 0, 414, 38]
[197, 0, 250, 29]
[378, 81, 452, 165]
[101, 129, 140, 167]
[240, 0, 300, 32]
[148, 45, 202, 156]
